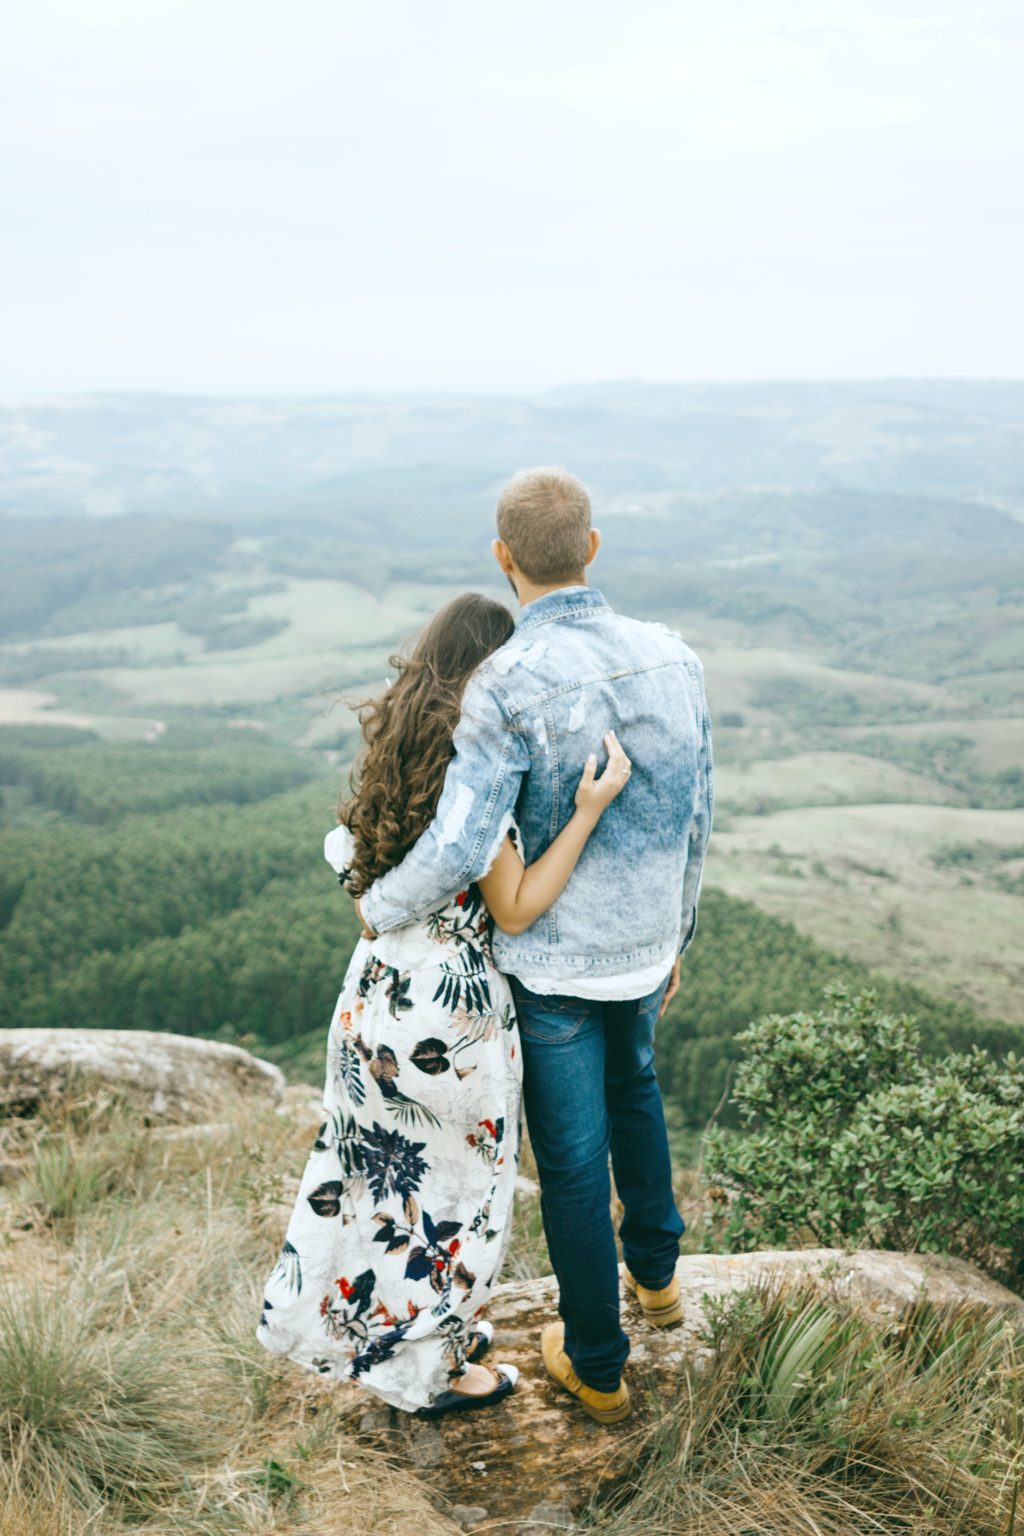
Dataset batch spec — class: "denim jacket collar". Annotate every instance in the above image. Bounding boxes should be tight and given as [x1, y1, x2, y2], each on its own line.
[514, 584, 610, 632]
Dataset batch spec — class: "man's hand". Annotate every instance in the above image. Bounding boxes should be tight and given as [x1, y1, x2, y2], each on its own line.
[659, 955, 681, 1018]
[354, 896, 377, 941]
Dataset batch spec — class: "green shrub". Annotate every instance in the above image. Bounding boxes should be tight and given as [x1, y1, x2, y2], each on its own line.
[705, 987, 1024, 1281]
[656, 888, 1017, 1130]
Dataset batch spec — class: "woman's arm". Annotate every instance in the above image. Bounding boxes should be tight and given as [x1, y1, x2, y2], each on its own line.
[359, 671, 530, 937]
[477, 731, 632, 935]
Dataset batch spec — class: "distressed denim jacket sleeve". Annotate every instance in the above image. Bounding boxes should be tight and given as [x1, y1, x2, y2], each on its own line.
[679, 675, 714, 958]
[359, 670, 531, 936]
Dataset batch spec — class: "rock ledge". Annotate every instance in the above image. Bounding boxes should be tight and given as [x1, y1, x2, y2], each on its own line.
[0, 1027, 285, 1124]
[329, 1248, 1024, 1531]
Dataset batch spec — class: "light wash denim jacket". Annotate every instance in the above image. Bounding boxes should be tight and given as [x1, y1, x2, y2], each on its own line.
[360, 586, 714, 980]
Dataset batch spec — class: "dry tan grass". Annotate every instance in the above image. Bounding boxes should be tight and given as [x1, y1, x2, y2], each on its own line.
[0, 1470, 109, 1536]
[10, 1083, 1019, 1536]
[707, 801, 1024, 1022]
[0, 1092, 462, 1536]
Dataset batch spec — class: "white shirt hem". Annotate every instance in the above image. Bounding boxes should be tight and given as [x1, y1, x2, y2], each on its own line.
[512, 945, 676, 1003]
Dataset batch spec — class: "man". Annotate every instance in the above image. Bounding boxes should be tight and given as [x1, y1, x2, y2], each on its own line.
[358, 466, 714, 1423]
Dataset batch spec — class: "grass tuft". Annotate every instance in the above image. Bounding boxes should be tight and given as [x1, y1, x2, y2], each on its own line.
[587, 1279, 1024, 1536]
[0, 1277, 227, 1519]
[0, 1091, 464, 1534]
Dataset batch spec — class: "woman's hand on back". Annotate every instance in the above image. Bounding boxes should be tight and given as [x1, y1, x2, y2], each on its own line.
[574, 730, 632, 821]
[480, 730, 632, 934]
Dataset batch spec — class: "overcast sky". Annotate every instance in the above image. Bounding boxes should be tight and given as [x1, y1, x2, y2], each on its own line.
[1, 0, 1022, 393]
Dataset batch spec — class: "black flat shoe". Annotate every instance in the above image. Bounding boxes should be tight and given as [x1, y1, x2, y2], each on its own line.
[416, 1363, 518, 1419]
[466, 1321, 494, 1363]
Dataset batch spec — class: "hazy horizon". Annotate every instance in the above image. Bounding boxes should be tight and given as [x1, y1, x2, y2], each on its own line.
[2, 373, 1023, 406]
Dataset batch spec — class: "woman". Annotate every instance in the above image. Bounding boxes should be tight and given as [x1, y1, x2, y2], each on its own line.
[256, 593, 631, 1417]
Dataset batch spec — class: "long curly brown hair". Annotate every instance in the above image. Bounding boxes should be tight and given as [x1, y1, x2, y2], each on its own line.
[338, 593, 516, 896]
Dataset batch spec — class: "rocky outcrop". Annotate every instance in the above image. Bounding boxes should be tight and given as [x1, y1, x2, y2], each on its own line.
[0, 1028, 285, 1124]
[311, 1249, 1024, 1532]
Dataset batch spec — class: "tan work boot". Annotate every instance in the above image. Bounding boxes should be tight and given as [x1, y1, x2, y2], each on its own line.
[623, 1266, 684, 1327]
[540, 1321, 631, 1425]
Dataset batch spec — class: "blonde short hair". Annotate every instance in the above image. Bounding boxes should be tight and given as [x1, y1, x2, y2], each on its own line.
[496, 467, 592, 584]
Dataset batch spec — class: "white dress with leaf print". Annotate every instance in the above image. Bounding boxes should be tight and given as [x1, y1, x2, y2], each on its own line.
[256, 823, 522, 1413]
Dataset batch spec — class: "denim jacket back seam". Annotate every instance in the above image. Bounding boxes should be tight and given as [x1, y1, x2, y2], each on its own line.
[500, 655, 693, 720]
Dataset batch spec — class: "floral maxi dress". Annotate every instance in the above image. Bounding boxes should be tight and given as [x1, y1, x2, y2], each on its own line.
[256, 825, 522, 1413]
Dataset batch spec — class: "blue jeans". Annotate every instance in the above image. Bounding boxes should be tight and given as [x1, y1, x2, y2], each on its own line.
[511, 975, 684, 1393]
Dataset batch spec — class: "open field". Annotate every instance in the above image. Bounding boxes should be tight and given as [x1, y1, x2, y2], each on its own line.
[837, 717, 1024, 776]
[2, 620, 206, 661]
[0, 690, 97, 732]
[0, 578, 473, 722]
[700, 642, 974, 725]
[714, 750, 957, 812]
[706, 803, 1024, 1025]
